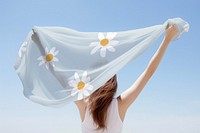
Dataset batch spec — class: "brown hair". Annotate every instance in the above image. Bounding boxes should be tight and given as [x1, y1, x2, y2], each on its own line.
[88, 74, 118, 131]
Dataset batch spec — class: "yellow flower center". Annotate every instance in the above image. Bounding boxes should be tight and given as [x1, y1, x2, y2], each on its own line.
[45, 54, 54, 62]
[100, 38, 109, 46]
[77, 81, 85, 90]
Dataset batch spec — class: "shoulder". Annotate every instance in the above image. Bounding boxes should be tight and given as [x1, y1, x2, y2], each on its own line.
[116, 95, 127, 122]
[74, 99, 88, 122]
[74, 99, 87, 110]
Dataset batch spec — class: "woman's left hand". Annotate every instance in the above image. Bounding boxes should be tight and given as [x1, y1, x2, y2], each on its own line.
[165, 24, 179, 42]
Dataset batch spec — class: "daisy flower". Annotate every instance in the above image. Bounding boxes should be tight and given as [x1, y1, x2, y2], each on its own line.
[37, 47, 59, 70]
[68, 71, 93, 100]
[90, 32, 119, 57]
[18, 41, 28, 57]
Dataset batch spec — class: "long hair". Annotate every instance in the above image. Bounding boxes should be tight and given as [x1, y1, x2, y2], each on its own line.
[88, 74, 118, 131]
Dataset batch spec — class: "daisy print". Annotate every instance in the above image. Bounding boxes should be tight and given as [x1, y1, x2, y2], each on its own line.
[37, 47, 59, 70]
[68, 71, 93, 100]
[18, 41, 28, 58]
[90, 32, 119, 57]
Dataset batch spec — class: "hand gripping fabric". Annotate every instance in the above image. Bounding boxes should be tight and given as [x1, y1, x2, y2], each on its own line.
[14, 18, 189, 107]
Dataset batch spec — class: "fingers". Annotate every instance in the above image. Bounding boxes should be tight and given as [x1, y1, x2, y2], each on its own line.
[170, 24, 177, 29]
[166, 23, 176, 30]
[165, 23, 179, 41]
[166, 24, 178, 34]
[165, 23, 170, 30]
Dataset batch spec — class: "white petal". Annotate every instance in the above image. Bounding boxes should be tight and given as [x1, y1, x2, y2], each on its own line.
[110, 40, 119, 46]
[68, 80, 76, 87]
[78, 92, 83, 100]
[53, 57, 59, 62]
[53, 50, 59, 56]
[90, 45, 101, 55]
[89, 42, 98, 47]
[81, 71, 88, 82]
[85, 77, 90, 83]
[74, 72, 80, 82]
[107, 46, 116, 52]
[98, 32, 105, 40]
[50, 47, 56, 53]
[86, 84, 93, 91]
[100, 47, 107, 57]
[38, 60, 45, 66]
[71, 88, 78, 96]
[83, 90, 90, 97]
[37, 56, 44, 60]
[45, 47, 49, 54]
[106, 32, 117, 40]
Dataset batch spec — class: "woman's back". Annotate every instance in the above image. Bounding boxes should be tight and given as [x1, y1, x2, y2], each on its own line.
[77, 24, 179, 133]
[81, 98, 123, 133]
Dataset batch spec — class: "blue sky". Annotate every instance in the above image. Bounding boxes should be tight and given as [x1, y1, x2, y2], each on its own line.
[0, 0, 199, 133]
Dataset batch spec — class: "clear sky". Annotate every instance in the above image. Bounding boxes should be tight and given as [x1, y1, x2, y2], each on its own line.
[0, 0, 199, 133]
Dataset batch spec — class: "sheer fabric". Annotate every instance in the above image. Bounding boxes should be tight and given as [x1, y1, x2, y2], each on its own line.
[14, 18, 189, 107]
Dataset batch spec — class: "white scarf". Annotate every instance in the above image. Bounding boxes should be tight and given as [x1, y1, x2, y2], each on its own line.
[14, 18, 189, 107]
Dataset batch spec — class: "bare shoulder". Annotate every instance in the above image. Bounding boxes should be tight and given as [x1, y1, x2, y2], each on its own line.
[74, 99, 88, 122]
[74, 99, 87, 110]
[117, 95, 127, 122]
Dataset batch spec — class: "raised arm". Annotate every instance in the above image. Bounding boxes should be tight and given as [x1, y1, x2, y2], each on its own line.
[118, 24, 179, 112]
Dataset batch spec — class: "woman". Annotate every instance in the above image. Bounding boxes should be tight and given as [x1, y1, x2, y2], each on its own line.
[75, 24, 179, 133]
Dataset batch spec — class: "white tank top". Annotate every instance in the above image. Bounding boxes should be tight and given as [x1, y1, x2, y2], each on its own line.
[81, 98, 123, 133]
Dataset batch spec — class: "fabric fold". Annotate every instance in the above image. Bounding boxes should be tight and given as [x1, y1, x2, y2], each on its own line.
[14, 17, 189, 107]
